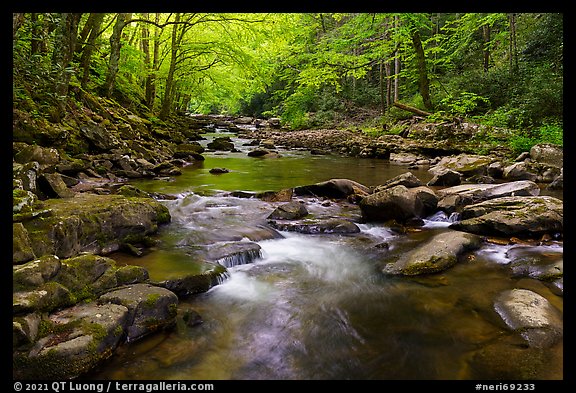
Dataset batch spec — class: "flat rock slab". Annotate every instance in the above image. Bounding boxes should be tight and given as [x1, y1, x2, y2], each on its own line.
[449, 195, 563, 238]
[21, 193, 170, 258]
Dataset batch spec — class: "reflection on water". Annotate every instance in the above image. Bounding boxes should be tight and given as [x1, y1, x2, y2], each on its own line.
[86, 133, 562, 381]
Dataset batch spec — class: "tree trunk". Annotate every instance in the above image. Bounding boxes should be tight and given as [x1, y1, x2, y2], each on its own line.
[379, 60, 385, 114]
[13, 13, 25, 40]
[105, 13, 130, 98]
[411, 27, 433, 110]
[51, 13, 82, 120]
[393, 101, 432, 117]
[80, 13, 105, 88]
[145, 13, 161, 111]
[159, 13, 180, 120]
[482, 24, 490, 72]
[385, 61, 392, 111]
[394, 15, 400, 102]
[508, 13, 519, 74]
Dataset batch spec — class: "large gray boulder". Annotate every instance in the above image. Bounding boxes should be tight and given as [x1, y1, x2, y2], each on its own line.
[359, 185, 438, 223]
[494, 289, 563, 348]
[529, 143, 563, 168]
[381, 230, 482, 275]
[267, 201, 308, 220]
[294, 178, 370, 199]
[449, 196, 563, 238]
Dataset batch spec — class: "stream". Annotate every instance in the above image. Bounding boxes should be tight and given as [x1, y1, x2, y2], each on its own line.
[85, 129, 563, 380]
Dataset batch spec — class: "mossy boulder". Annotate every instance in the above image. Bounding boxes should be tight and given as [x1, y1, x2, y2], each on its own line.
[381, 230, 482, 276]
[13, 302, 130, 379]
[13, 223, 36, 264]
[21, 193, 171, 259]
[13, 254, 129, 315]
[99, 283, 178, 342]
[449, 196, 563, 238]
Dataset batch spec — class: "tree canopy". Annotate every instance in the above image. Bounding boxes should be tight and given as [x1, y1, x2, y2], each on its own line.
[13, 12, 562, 146]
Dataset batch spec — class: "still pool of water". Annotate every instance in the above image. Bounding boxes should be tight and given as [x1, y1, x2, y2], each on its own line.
[85, 133, 563, 381]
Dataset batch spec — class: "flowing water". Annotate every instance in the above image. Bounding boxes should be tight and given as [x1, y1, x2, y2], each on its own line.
[86, 130, 563, 380]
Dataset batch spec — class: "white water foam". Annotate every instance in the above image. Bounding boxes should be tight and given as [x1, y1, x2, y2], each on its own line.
[256, 233, 372, 283]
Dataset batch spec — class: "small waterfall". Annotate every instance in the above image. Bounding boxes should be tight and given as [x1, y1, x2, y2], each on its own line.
[421, 210, 460, 228]
[208, 241, 263, 268]
[217, 248, 263, 268]
[448, 212, 460, 222]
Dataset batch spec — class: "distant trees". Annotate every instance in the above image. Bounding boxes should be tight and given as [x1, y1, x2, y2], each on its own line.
[12, 12, 562, 131]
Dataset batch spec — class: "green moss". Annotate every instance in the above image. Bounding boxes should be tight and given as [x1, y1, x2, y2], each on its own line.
[143, 293, 162, 309]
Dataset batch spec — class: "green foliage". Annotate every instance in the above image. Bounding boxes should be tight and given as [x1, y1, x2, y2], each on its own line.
[508, 121, 563, 155]
[537, 121, 563, 146]
[12, 11, 562, 150]
[280, 86, 316, 129]
[438, 91, 490, 117]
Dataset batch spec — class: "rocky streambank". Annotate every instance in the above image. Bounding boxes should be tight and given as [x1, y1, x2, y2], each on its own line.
[13, 111, 563, 379]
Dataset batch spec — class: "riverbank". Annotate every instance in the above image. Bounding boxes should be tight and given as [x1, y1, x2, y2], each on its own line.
[13, 106, 563, 379]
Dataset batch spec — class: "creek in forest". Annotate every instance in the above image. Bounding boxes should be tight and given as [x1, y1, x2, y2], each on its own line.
[85, 130, 563, 380]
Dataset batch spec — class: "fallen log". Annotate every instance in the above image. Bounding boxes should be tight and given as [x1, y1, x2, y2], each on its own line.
[393, 101, 432, 117]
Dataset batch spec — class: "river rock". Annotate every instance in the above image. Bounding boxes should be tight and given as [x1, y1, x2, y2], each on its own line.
[506, 246, 563, 282]
[80, 124, 122, 151]
[502, 161, 538, 181]
[14, 161, 40, 196]
[38, 172, 75, 198]
[372, 172, 423, 192]
[206, 241, 263, 267]
[426, 167, 462, 187]
[13, 223, 36, 264]
[13, 253, 124, 314]
[268, 218, 360, 234]
[494, 289, 563, 348]
[247, 148, 271, 157]
[436, 180, 540, 214]
[20, 193, 171, 259]
[207, 136, 236, 151]
[13, 144, 60, 167]
[547, 168, 563, 190]
[359, 185, 438, 223]
[381, 230, 482, 275]
[257, 188, 294, 202]
[267, 201, 308, 220]
[449, 196, 563, 238]
[173, 142, 205, 158]
[99, 283, 179, 342]
[154, 263, 228, 297]
[429, 153, 493, 177]
[294, 178, 370, 199]
[13, 302, 129, 379]
[529, 143, 563, 168]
